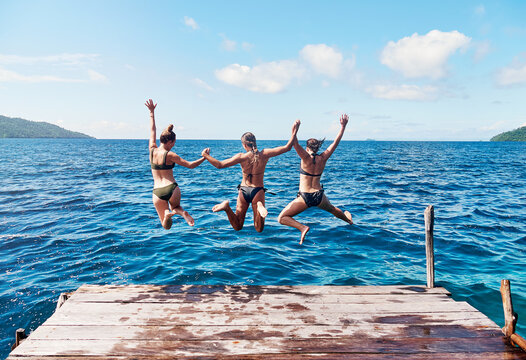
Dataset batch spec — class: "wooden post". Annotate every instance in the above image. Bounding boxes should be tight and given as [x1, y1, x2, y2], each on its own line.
[511, 333, 526, 352]
[11, 328, 26, 350]
[56, 292, 70, 311]
[424, 205, 435, 288]
[500, 279, 526, 351]
[501, 279, 517, 337]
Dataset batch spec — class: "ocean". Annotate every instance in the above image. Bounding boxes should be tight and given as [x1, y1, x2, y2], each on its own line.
[0, 138, 525, 358]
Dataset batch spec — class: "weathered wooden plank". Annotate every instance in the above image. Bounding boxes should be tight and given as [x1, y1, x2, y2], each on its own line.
[67, 292, 453, 304]
[27, 324, 503, 341]
[43, 312, 496, 328]
[53, 298, 481, 316]
[8, 353, 526, 360]
[10, 337, 519, 357]
[73, 284, 451, 296]
[42, 302, 493, 327]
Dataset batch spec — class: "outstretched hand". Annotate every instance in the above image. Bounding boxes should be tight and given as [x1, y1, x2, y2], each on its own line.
[340, 114, 349, 127]
[292, 119, 301, 136]
[201, 148, 210, 157]
[145, 99, 157, 112]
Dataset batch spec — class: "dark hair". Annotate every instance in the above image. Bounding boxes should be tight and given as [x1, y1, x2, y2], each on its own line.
[160, 124, 176, 144]
[241, 132, 259, 163]
[306, 138, 325, 164]
[306, 138, 325, 154]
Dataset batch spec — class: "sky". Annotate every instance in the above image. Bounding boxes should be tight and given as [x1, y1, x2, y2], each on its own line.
[0, 0, 525, 140]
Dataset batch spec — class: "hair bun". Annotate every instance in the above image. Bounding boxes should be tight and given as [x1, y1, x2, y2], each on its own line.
[167, 124, 174, 132]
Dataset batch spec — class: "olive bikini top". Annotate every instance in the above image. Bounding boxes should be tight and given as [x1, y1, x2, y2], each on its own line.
[150, 149, 175, 170]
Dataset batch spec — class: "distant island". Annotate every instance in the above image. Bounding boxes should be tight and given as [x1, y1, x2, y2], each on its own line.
[491, 126, 526, 142]
[0, 115, 93, 139]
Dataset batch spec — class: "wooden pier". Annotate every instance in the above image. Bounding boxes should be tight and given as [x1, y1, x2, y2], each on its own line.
[8, 284, 526, 359]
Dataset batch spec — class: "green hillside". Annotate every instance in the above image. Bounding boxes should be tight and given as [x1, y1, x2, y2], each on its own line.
[0, 115, 93, 139]
[490, 126, 526, 142]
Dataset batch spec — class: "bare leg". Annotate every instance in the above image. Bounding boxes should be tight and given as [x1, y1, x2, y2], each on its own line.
[171, 206, 194, 226]
[257, 202, 268, 218]
[278, 197, 309, 244]
[168, 187, 195, 226]
[252, 190, 266, 232]
[318, 194, 353, 225]
[212, 192, 248, 231]
[152, 194, 175, 230]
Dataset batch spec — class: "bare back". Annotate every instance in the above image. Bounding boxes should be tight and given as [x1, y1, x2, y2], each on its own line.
[150, 147, 176, 188]
[299, 153, 327, 192]
[239, 150, 271, 187]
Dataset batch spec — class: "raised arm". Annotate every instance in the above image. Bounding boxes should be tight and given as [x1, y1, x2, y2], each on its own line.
[263, 120, 300, 158]
[322, 114, 348, 159]
[292, 136, 310, 160]
[201, 149, 246, 169]
[145, 99, 157, 149]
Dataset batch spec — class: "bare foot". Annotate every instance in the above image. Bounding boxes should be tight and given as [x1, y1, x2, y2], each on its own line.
[162, 211, 174, 230]
[182, 211, 195, 226]
[344, 211, 353, 225]
[299, 226, 310, 245]
[257, 201, 268, 218]
[212, 200, 229, 212]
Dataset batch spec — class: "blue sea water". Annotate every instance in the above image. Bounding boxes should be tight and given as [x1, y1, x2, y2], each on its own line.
[0, 138, 525, 358]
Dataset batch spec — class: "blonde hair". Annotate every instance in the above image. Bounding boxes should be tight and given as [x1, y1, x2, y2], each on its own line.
[241, 132, 259, 163]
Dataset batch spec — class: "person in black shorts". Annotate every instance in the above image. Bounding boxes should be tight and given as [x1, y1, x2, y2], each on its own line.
[202, 120, 300, 232]
[278, 114, 353, 244]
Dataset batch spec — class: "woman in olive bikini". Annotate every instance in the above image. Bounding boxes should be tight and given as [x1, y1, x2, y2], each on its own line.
[278, 114, 353, 244]
[146, 99, 207, 229]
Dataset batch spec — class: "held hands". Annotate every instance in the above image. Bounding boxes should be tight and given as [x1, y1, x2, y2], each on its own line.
[145, 99, 157, 113]
[340, 114, 349, 127]
[201, 148, 210, 157]
[292, 119, 301, 136]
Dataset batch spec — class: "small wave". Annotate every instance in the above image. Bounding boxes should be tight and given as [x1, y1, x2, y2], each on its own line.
[0, 188, 38, 196]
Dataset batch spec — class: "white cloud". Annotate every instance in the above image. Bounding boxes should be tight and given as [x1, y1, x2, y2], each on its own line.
[0, 53, 99, 66]
[88, 70, 107, 82]
[300, 44, 344, 78]
[215, 60, 305, 93]
[366, 84, 439, 101]
[496, 56, 526, 86]
[0, 66, 81, 83]
[192, 78, 214, 91]
[0, 53, 105, 83]
[480, 121, 505, 131]
[220, 34, 237, 51]
[380, 30, 471, 79]
[0, 67, 106, 83]
[183, 16, 199, 30]
[215, 43, 356, 93]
